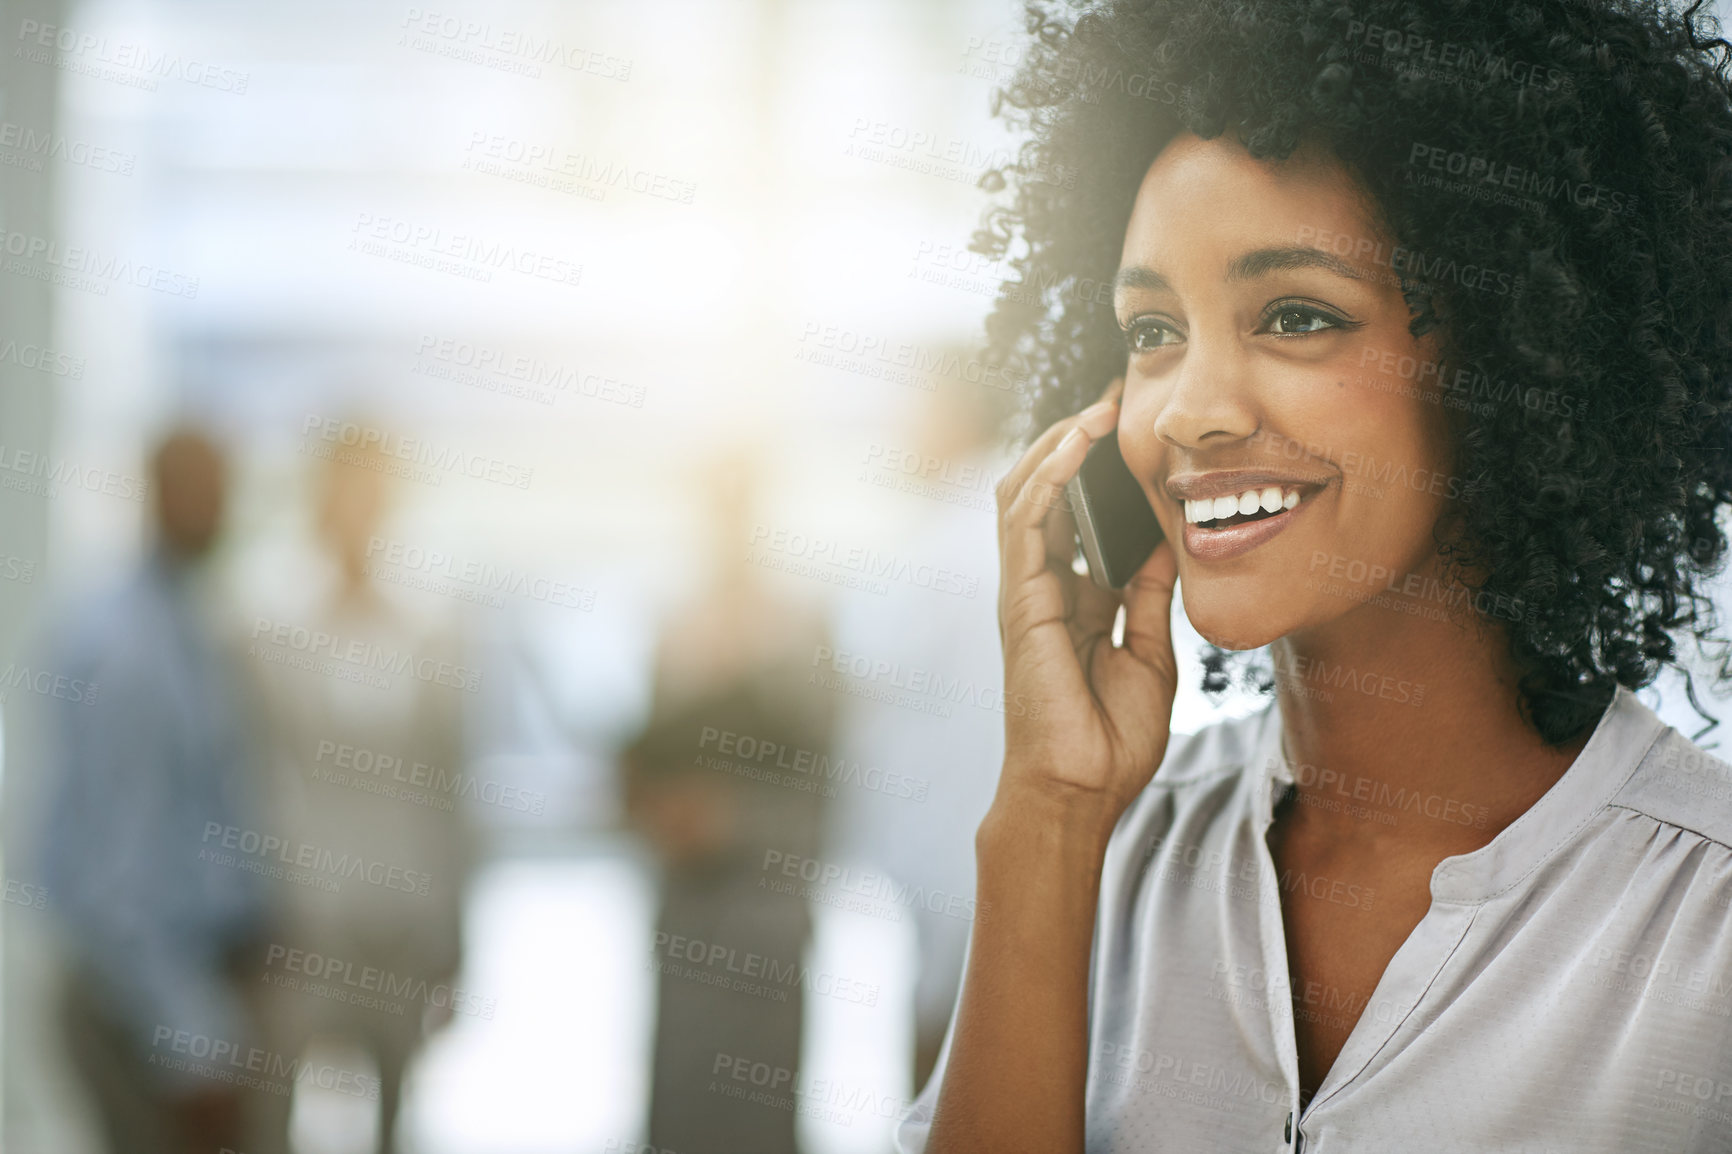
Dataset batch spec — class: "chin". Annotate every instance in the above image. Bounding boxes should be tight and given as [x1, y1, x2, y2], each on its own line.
[1181, 597, 1290, 653]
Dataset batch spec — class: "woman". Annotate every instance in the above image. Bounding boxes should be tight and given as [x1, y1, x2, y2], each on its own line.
[622, 451, 834, 1154]
[898, 0, 1732, 1150]
[242, 440, 477, 1154]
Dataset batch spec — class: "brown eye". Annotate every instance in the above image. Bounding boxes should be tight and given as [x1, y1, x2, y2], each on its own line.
[1264, 305, 1343, 335]
[1124, 317, 1181, 352]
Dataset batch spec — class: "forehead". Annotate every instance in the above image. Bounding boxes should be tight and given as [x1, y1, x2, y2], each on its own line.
[1121, 134, 1382, 269]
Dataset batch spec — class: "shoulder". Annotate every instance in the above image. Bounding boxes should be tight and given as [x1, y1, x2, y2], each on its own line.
[1145, 704, 1276, 792]
[50, 569, 162, 669]
[1610, 719, 1732, 853]
[1108, 705, 1275, 850]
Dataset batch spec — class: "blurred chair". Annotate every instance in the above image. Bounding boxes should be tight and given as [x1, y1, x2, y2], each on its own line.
[38, 427, 266, 1154]
[239, 436, 478, 1154]
[622, 450, 834, 1154]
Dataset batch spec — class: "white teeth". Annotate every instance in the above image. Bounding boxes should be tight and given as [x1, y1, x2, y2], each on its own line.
[1186, 486, 1304, 525]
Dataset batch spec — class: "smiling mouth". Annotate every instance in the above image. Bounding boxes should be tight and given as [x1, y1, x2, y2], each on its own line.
[1183, 485, 1305, 530]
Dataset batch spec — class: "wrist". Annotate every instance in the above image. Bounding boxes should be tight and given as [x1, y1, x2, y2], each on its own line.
[972, 782, 1113, 952]
[978, 782, 1120, 873]
[986, 775, 1124, 847]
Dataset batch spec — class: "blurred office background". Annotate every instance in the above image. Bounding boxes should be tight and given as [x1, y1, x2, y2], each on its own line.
[2, 1, 1731, 1153]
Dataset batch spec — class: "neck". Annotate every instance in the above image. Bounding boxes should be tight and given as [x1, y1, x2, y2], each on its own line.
[152, 540, 203, 575]
[333, 557, 377, 605]
[1272, 595, 1589, 851]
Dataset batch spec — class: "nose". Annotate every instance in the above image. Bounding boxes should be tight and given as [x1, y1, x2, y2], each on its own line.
[1148, 329, 1259, 450]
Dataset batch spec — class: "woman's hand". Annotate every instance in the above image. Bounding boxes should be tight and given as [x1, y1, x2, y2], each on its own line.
[993, 382, 1181, 832]
[924, 384, 1181, 1154]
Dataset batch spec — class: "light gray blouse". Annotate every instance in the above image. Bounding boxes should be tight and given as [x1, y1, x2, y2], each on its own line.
[895, 686, 1732, 1151]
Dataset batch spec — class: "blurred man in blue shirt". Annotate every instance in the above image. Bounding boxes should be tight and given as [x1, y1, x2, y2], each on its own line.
[40, 428, 265, 1154]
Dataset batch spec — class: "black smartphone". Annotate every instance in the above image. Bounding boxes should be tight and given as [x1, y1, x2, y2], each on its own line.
[1065, 428, 1164, 590]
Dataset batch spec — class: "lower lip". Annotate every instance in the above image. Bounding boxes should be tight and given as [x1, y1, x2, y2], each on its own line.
[1181, 497, 1312, 562]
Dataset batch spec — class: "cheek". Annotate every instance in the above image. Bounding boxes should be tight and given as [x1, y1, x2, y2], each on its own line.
[1340, 368, 1454, 483]
[1115, 393, 1165, 485]
[1317, 395, 1453, 559]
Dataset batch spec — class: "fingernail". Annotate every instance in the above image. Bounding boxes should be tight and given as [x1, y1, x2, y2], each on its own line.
[1059, 426, 1087, 450]
[1081, 399, 1116, 420]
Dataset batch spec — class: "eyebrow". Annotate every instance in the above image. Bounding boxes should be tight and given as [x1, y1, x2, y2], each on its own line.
[1113, 246, 1367, 299]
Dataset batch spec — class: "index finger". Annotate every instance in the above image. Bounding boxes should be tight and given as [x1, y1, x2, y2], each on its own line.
[994, 395, 1120, 518]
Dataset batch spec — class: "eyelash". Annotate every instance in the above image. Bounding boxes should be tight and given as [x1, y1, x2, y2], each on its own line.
[1260, 300, 1359, 337]
[1121, 316, 1180, 353]
[1119, 301, 1360, 353]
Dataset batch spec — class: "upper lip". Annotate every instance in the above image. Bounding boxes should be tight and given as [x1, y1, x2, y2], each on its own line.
[1164, 469, 1334, 504]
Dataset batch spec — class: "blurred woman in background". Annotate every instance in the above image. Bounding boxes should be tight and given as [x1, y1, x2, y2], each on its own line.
[242, 439, 477, 1154]
[623, 450, 835, 1154]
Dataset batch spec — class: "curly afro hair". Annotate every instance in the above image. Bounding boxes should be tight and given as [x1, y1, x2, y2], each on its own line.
[972, 0, 1732, 744]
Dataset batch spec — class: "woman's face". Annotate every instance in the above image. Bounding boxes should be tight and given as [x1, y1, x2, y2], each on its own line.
[1115, 133, 1454, 650]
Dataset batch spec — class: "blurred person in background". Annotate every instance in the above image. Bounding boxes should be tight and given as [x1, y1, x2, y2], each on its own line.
[39, 427, 266, 1154]
[239, 435, 478, 1154]
[622, 449, 834, 1153]
[826, 367, 1015, 1090]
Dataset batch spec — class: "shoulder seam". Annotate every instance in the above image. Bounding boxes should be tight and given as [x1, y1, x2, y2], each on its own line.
[1604, 802, 1732, 854]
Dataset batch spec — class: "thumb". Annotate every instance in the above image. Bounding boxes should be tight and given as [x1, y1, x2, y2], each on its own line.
[1118, 539, 1179, 679]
